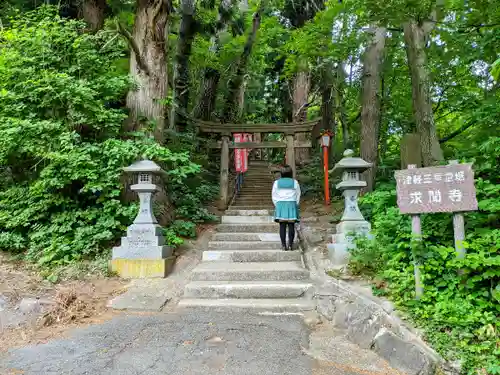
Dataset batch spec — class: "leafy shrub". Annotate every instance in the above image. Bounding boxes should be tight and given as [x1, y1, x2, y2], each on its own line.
[351, 150, 500, 373]
[0, 7, 205, 267]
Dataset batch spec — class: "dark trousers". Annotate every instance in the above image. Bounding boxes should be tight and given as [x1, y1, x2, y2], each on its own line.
[279, 222, 295, 247]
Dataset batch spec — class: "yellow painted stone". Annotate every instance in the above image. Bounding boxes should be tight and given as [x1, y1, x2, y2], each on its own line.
[110, 257, 176, 278]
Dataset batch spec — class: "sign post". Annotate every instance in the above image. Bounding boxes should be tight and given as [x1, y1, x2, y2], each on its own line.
[448, 160, 466, 258]
[407, 164, 424, 300]
[395, 162, 478, 298]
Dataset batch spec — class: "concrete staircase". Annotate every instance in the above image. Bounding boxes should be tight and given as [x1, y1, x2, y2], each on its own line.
[179, 162, 314, 313]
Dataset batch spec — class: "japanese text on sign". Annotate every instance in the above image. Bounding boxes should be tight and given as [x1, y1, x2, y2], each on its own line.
[395, 164, 478, 214]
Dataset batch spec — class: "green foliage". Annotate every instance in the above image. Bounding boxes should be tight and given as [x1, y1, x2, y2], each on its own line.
[351, 149, 500, 373]
[0, 7, 207, 268]
[493, 59, 500, 82]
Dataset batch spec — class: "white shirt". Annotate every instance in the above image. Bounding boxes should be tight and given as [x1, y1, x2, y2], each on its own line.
[272, 179, 301, 206]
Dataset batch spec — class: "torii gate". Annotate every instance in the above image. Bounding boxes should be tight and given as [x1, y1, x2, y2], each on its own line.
[196, 119, 320, 209]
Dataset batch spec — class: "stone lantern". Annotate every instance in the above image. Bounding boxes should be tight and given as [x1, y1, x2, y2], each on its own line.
[327, 149, 373, 270]
[110, 159, 175, 278]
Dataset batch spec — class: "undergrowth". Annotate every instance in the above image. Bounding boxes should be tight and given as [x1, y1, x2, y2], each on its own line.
[349, 140, 500, 374]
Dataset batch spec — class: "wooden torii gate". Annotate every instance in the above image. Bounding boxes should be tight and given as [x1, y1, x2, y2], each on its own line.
[196, 119, 320, 209]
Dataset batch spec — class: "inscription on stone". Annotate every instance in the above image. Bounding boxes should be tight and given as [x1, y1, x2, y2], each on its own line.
[128, 228, 155, 248]
[395, 163, 478, 214]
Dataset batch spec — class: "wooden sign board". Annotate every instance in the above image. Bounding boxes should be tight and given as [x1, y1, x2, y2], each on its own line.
[395, 163, 478, 214]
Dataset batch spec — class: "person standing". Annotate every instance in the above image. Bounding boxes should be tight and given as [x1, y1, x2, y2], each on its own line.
[272, 165, 301, 251]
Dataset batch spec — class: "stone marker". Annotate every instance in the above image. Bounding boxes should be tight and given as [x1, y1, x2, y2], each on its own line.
[400, 133, 422, 169]
[327, 150, 373, 269]
[110, 159, 175, 278]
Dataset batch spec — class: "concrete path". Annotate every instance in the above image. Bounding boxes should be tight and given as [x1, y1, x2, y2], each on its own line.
[0, 310, 402, 375]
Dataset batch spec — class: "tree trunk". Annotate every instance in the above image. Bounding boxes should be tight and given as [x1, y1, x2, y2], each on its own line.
[193, 0, 233, 121]
[124, 0, 170, 142]
[193, 69, 220, 121]
[311, 64, 335, 141]
[403, 19, 443, 166]
[222, 7, 262, 122]
[335, 63, 351, 150]
[236, 79, 247, 119]
[321, 65, 336, 163]
[360, 26, 386, 193]
[171, 0, 196, 132]
[293, 69, 310, 165]
[80, 0, 107, 32]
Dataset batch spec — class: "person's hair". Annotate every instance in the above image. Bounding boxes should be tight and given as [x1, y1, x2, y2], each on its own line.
[281, 165, 293, 178]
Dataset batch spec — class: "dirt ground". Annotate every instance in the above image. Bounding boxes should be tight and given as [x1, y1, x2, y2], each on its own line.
[0, 253, 128, 352]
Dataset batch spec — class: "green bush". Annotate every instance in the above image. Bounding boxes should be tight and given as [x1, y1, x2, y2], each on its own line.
[351, 142, 500, 373]
[0, 7, 207, 267]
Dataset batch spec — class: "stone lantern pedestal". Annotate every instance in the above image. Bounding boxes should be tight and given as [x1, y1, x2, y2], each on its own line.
[110, 160, 175, 278]
[327, 150, 373, 270]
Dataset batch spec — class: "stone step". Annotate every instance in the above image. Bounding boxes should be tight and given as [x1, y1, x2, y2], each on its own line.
[239, 188, 273, 191]
[224, 209, 272, 216]
[190, 262, 309, 281]
[237, 188, 272, 191]
[241, 176, 272, 179]
[216, 224, 278, 233]
[230, 203, 274, 208]
[233, 198, 273, 202]
[208, 241, 282, 250]
[235, 195, 273, 199]
[202, 249, 302, 262]
[213, 233, 279, 241]
[231, 203, 273, 209]
[238, 182, 273, 186]
[228, 205, 274, 209]
[183, 280, 313, 299]
[237, 192, 273, 196]
[221, 216, 274, 224]
[177, 298, 314, 313]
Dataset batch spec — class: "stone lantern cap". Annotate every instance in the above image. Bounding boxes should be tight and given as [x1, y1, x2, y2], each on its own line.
[123, 159, 162, 173]
[329, 149, 372, 175]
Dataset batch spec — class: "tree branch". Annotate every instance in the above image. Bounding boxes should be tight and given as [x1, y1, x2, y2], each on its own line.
[433, 84, 452, 113]
[439, 120, 476, 144]
[349, 111, 361, 125]
[116, 22, 150, 75]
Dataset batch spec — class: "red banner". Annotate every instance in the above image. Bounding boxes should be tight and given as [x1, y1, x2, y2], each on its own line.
[234, 133, 251, 172]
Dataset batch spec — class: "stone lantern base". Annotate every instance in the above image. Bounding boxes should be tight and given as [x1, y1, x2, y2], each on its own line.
[327, 220, 372, 270]
[110, 223, 176, 278]
[110, 258, 176, 278]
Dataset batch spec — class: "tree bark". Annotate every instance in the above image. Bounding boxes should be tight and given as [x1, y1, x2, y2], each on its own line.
[335, 63, 351, 150]
[320, 67, 335, 134]
[80, 0, 107, 32]
[312, 64, 335, 146]
[123, 0, 171, 142]
[193, 0, 233, 121]
[193, 68, 220, 121]
[170, 0, 196, 132]
[403, 18, 443, 166]
[222, 7, 262, 122]
[293, 69, 310, 165]
[360, 26, 386, 193]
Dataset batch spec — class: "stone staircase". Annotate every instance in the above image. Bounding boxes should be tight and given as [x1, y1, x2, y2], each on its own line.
[179, 162, 314, 313]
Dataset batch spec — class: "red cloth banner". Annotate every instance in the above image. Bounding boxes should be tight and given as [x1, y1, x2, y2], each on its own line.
[234, 133, 244, 172]
[242, 133, 251, 172]
[234, 133, 251, 172]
